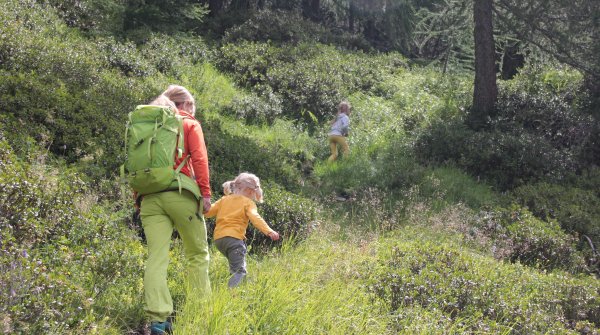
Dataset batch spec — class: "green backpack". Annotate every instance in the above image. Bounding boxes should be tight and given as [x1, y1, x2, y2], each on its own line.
[121, 105, 200, 199]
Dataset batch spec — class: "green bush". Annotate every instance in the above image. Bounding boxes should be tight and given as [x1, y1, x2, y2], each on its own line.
[248, 182, 320, 249]
[416, 120, 577, 190]
[221, 86, 283, 125]
[0, 0, 167, 178]
[512, 182, 600, 251]
[0, 140, 145, 333]
[222, 9, 372, 50]
[203, 117, 308, 195]
[415, 65, 599, 190]
[367, 239, 600, 333]
[215, 42, 405, 122]
[471, 205, 586, 273]
[205, 181, 320, 251]
[97, 37, 155, 77]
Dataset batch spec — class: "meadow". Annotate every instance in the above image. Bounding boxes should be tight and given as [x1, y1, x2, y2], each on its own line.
[0, 1, 599, 334]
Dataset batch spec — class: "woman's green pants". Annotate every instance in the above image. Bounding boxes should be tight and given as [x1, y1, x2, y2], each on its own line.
[140, 190, 211, 322]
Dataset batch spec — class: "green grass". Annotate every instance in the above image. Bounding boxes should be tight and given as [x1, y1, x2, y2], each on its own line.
[174, 226, 388, 334]
[169, 220, 600, 334]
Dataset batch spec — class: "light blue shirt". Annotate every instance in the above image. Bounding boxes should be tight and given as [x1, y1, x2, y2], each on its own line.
[328, 113, 350, 136]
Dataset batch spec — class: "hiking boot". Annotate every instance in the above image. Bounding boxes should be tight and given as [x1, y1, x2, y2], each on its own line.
[150, 321, 172, 335]
[228, 272, 246, 288]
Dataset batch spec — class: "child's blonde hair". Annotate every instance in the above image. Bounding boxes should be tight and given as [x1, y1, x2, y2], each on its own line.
[222, 181, 233, 195]
[228, 172, 263, 203]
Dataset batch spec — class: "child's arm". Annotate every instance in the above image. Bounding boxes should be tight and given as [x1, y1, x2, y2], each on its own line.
[247, 203, 280, 240]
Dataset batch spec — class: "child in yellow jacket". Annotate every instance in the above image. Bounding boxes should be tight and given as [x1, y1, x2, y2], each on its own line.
[204, 172, 280, 287]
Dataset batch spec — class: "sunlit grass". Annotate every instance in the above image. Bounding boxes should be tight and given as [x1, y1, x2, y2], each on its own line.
[174, 226, 388, 335]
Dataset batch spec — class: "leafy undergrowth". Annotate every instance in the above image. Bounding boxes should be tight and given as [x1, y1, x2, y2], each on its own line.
[369, 229, 600, 334]
[172, 222, 600, 334]
[0, 140, 146, 334]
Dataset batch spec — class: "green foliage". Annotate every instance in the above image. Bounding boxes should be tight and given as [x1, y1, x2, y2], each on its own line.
[315, 136, 423, 199]
[471, 205, 586, 273]
[222, 9, 372, 50]
[123, 0, 208, 40]
[368, 236, 600, 333]
[512, 182, 600, 250]
[412, 0, 474, 70]
[47, 0, 126, 36]
[215, 41, 406, 122]
[203, 118, 308, 194]
[0, 140, 145, 334]
[416, 65, 599, 190]
[247, 182, 320, 249]
[0, 0, 218, 182]
[221, 86, 283, 125]
[4, 1, 600, 333]
[97, 37, 156, 77]
[0, 0, 164, 175]
[418, 167, 498, 209]
[495, 0, 600, 87]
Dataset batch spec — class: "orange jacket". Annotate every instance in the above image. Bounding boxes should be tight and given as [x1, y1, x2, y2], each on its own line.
[175, 110, 211, 198]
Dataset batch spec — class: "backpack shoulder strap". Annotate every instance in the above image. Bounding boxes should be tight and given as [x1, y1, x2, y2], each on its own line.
[176, 114, 185, 159]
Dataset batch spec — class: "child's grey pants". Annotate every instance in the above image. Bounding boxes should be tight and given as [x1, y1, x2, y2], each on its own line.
[214, 236, 247, 287]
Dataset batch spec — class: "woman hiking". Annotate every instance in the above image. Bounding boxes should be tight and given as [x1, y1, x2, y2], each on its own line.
[140, 85, 212, 335]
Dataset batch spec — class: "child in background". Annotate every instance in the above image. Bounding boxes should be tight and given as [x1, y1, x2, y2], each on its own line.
[204, 173, 280, 287]
[327, 101, 351, 161]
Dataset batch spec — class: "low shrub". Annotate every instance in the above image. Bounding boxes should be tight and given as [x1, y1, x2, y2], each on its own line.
[203, 117, 310, 195]
[222, 9, 372, 51]
[512, 182, 600, 255]
[367, 238, 600, 333]
[470, 205, 587, 273]
[416, 120, 577, 190]
[215, 41, 405, 122]
[220, 86, 283, 125]
[418, 167, 498, 209]
[249, 182, 320, 249]
[97, 37, 155, 77]
[205, 182, 320, 251]
[0, 140, 146, 333]
[415, 64, 599, 190]
[0, 0, 167, 178]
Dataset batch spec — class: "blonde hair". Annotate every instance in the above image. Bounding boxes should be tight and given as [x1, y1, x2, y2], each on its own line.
[222, 181, 233, 195]
[229, 172, 263, 203]
[338, 101, 351, 114]
[149, 95, 177, 110]
[162, 85, 196, 116]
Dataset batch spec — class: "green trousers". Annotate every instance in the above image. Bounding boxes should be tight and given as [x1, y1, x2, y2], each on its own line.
[140, 190, 211, 322]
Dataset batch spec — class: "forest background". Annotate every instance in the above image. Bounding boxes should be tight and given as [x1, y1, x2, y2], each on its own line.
[1, 0, 600, 334]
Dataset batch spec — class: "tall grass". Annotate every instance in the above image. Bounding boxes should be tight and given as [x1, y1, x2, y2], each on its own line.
[173, 227, 388, 335]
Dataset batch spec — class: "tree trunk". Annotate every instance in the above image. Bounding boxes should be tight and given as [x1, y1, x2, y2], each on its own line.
[208, 0, 223, 16]
[471, 0, 498, 128]
[302, 0, 320, 20]
[349, 0, 356, 32]
[230, 0, 249, 11]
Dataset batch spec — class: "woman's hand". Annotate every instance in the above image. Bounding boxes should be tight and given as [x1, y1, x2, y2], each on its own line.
[202, 197, 211, 213]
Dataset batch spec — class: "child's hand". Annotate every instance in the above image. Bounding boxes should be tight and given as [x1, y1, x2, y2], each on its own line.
[268, 231, 280, 241]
